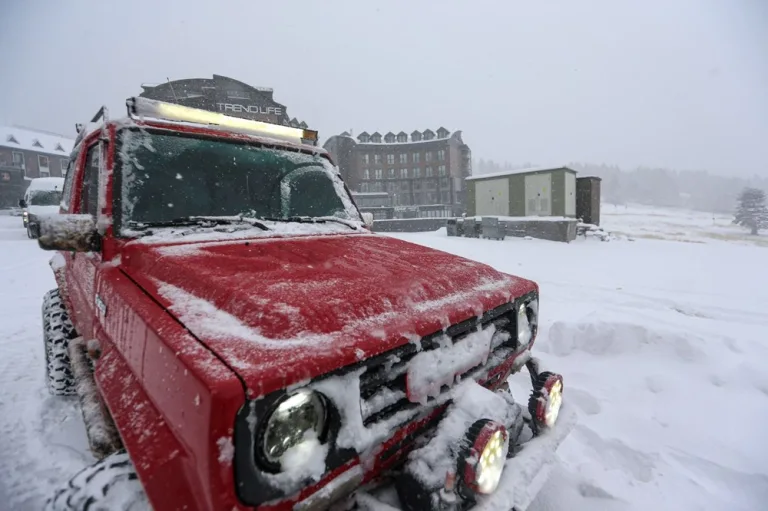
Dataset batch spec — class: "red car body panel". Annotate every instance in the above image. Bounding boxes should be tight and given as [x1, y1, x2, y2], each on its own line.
[92, 264, 247, 511]
[54, 117, 540, 511]
[119, 233, 536, 398]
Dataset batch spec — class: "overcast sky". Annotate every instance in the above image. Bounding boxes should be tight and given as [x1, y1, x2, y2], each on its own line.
[1, 0, 766, 177]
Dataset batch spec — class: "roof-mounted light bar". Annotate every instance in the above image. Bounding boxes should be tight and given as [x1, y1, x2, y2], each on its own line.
[125, 97, 319, 146]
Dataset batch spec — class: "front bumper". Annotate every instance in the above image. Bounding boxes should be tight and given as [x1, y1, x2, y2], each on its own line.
[350, 404, 576, 511]
[474, 404, 576, 511]
[283, 376, 575, 511]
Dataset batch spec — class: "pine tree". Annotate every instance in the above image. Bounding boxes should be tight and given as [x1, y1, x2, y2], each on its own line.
[733, 187, 768, 235]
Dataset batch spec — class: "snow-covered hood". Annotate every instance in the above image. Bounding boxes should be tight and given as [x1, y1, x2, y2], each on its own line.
[27, 205, 61, 218]
[120, 233, 536, 397]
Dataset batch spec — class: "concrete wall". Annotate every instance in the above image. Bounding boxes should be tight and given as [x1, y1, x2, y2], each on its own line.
[372, 216, 578, 242]
[371, 218, 449, 232]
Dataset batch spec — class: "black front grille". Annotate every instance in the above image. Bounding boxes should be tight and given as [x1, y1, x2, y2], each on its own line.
[358, 301, 520, 427]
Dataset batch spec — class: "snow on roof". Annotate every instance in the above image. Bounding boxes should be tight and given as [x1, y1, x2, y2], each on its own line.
[0, 126, 74, 156]
[465, 165, 576, 181]
[357, 137, 452, 147]
[27, 176, 65, 191]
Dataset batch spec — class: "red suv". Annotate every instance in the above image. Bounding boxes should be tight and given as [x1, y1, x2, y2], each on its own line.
[38, 98, 573, 511]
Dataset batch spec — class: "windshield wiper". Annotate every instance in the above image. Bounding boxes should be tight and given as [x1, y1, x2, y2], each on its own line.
[259, 216, 359, 230]
[127, 216, 269, 232]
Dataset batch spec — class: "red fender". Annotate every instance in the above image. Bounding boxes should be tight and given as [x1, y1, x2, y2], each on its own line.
[94, 267, 247, 511]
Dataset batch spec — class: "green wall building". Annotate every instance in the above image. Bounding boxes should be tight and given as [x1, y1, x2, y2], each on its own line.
[465, 166, 578, 218]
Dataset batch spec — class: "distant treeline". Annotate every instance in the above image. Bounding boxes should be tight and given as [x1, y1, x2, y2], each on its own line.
[473, 159, 768, 214]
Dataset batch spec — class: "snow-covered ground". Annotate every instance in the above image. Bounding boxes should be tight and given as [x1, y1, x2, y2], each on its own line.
[1, 204, 767, 510]
[601, 203, 768, 246]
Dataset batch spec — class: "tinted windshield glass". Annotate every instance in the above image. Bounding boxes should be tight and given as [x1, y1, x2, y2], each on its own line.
[28, 190, 62, 206]
[116, 129, 359, 229]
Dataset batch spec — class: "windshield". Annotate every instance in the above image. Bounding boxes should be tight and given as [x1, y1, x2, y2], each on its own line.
[28, 190, 62, 206]
[115, 129, 361, 231]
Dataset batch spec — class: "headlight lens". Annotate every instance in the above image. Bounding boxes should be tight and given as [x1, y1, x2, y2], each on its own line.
[528, 372, 564, 434]
[475, 428, 508, 493]
[545, 379, 563, 427]
[517, 303, 532, 346]
[261, 390, 327, 468]
[458, 419, 509, 496]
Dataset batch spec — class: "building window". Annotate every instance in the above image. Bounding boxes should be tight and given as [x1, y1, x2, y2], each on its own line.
[413, 168, 421, 178]
[363, 169, 370, 180]
[426, 151, 433, 162]
[426, 166, 433, 177]
[363, 154, 370, 164]
[12, 151, 24, 169]
[400, 168, 408, 178]
[375, 169, 383, 179]
[360, 183, 370, 192]
[399, 154, 407, 164]
[38, 155, 50, 176]
[60, 159, 68, 174]
[438, 165, 446, 176]
[387, 154, 395, 164]
[412, 153, 420, 163]
[374, 154, 381, 164]
[388, 168, 396, 179]
[437, 150, 446, 160]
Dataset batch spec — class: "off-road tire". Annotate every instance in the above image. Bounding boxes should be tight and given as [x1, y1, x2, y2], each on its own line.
[43, 289, 77, 396]
[27, 224, 36, 239]
[44, 450, 149, 511]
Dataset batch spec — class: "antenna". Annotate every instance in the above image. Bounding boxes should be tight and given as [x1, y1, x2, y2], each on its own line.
[167, 78, 179, 103]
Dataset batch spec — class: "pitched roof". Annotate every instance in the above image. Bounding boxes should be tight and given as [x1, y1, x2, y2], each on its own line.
[0, 125, 74, 156]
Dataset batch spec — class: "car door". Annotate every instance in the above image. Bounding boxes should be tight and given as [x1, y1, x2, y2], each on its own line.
[65, 142, 101, 339]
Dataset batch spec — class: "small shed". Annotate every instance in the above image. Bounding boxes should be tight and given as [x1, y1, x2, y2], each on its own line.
[465, 166, 578, 218]
[576, 176, 602, 225]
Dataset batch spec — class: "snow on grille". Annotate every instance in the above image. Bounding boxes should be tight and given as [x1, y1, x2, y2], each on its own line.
[310, 302, 520, 455]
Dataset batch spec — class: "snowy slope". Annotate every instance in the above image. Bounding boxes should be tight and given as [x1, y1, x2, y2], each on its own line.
[601, 203, 768, 246]
[1, 205, 767, 510]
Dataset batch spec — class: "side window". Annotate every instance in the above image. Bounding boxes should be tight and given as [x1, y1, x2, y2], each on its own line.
[60, 151, 78, 212]
[80, 145, 100, 217]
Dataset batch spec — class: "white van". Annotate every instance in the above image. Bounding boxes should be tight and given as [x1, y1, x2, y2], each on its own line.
[20, 177, 65, 239]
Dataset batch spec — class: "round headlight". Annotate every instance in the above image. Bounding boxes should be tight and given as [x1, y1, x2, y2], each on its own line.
[528, 372, 564, 434]
[260, 390, 327, 470]
[458, 419, 509, 496]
